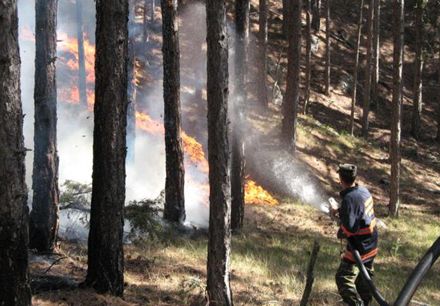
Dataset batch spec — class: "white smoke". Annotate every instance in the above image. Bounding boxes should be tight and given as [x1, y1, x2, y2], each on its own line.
[18, 0, 330, 239]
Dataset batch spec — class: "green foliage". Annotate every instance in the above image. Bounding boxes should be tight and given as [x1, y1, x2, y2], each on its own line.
[59, 180, 92, 210]
[125, 191, 165, 242]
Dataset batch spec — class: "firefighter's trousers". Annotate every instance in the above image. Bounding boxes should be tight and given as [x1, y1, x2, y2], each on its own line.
[335, 259, 374, 306]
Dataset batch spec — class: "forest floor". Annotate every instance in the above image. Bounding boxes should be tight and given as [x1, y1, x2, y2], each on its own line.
[30, 0, 440, 305]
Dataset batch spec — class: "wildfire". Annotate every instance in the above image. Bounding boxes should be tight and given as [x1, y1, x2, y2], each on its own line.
[55, 32, 278, 207]
[57, 31, 95, 108]
[245, 178, 279, 206]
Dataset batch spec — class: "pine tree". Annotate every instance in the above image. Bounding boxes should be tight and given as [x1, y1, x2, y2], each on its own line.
[76, 0, 88, 107]
[411, 0, 424, 140]
[350, 0, 364, 135]
[304, 0, 312, 114]
[30, 0, 60, 253]
[206, 0, 233, 303]
[361, 0, 374, 138]
[389, 0, 404, 217]
[282, 0, 302, 151]
[231, 0, 249, 231]
[311, 0, 321, 32]
[85, 0, 129, 295]
[257, 0, 268, 108]
[324, 0, 330, 95]
[162, 0, 185, 223]
[0, 1, 32, 304]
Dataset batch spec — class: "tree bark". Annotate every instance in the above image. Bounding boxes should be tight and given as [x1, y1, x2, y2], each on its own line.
[324, 0, 330, 95]
[389, 0, 404, 217]
[311, 0, 321, 32]
[76, 0, 88, 108]
[283, 0, 289, 36]
[437, 59, 440, 142]
[304, 0, 312, 114]
[30, 0, 60, 253]
[257, 0, 268, 108]
[371, 0, 380, 108]
[350, 0, 364, 136]
[282, 0, 302, 152]
[162, 0, 185, 223]
[231, 0, 249, 231]
[85, 0, 128, 296]
[361, 0, 374, 138]
[206, 0, 233, 304]
[0, 1, 32, 304]
[411, 0, 423, 140]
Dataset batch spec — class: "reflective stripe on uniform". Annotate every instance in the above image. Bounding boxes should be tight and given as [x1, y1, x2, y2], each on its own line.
[340, 218, 377, 237]
[343, 247, 378, 263]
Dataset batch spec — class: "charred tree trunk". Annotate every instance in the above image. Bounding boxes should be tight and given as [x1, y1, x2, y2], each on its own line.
[324, 0, 330, 95]
[0, 1, 32, 304]
[311, 0, 321, 32]
[361, 0, 374, 138]
[304, 0, 312, 114]
[371, 0, 380, 108]
[411, 0, 424, 140]
[30, 0, 60, 253]
[206, 0, 233, 304]
[231, 0, 249, 231]
[85, 0, 129, 296]
[350, 0, 364, 135]
[389, 0, 404, 217]
[162, 0, 185, 223]
[76, 0, 88, 108]
[282, 0, 302, 152]
[257, 0, 268, 108]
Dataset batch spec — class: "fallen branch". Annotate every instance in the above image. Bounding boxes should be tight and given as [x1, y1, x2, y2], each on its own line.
[300, 240, 320, 306]
[43, 256, 67, 274]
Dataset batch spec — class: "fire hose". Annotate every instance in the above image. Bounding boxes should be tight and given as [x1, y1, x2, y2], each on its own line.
[350, 237, 440, 306]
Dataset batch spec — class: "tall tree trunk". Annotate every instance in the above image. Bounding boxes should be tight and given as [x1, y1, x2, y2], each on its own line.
[304, 0, 312, 114]
[361, 0, 374, 138]
[257, 0, 268, 108]
[231, 0, 249, 231]
[437, 60, 440, 142]
[206, 0, 233, 304]
[311, 0, 321, 32]
[389, 0, 404, 217]
[30, 0, 60, 253]
[350, 0, 364, 136]
[151, 0, 155, 22]
[371, 0, 380, 108]
[324, 0, 330, 95]
[85, 0, 129, 296]
[282, 0, 302, 152]
[162, 0, 185, 223]
[283, 0, 288, 36]
[143, 0, 149, 43]
[0, 1, 32, 304]
[411, 0, 424, 140]
[76, 0, 88, 108]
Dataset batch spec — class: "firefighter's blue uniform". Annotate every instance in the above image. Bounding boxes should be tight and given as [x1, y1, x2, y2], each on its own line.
[335, 185, 378, 306]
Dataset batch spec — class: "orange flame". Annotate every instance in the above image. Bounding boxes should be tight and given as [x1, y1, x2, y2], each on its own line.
[245, 178, 279, 206]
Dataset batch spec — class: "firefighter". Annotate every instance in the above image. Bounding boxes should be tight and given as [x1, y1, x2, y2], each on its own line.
[332, 164, 378, 306]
